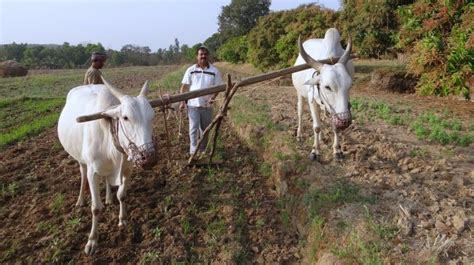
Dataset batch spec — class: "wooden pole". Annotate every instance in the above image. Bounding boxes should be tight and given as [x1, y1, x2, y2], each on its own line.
[76, 55, 356, 123]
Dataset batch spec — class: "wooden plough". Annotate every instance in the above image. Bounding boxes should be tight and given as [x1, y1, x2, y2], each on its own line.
[76, 56, 354, 165]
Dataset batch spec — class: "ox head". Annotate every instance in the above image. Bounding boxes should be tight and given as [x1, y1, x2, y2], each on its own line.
[299, 35, 353, 131]
[101, 78, 158, 169]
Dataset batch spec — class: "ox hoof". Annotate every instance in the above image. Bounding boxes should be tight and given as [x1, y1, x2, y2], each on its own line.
[75, 199, 85, 207]
[334, 152, 344, 161]
[309, 152, 320, 162]
[84, 240, 98, 255]
[119, 219, 128, 227]
[105, 198, 113, 205]
[296, 136, 303, 143]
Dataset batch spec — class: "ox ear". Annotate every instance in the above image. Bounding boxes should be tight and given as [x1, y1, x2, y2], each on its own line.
[304, 76, 321, 86]
[102, 76, 125, 100]
[139, 80, 150, 98]
[101, 106, 121, 119]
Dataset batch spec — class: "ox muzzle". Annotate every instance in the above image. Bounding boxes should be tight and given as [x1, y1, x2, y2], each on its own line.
[129, 141, 157, 169]
[332, 111, 352, 131]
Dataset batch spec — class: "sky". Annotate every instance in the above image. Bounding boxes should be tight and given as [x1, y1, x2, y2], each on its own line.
[0, 0, 341, 51]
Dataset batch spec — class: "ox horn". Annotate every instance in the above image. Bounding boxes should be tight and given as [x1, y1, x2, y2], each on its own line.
[139, 80, 149, 97]
[102, 76, 125, 99]
[298, 35, 323, 71]
[337, 34, 352, 65]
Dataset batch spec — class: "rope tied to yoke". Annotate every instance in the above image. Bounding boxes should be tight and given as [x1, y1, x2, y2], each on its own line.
[158, 88, 172, 165]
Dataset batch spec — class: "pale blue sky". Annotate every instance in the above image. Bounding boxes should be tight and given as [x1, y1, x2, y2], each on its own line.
[0, 0, 341, 51]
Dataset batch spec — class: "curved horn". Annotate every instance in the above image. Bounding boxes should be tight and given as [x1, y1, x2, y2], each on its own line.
[139, 80, 149, 97]
[337, 34, 352, 65]
[102, 76, 125, 99]
[298, 35, 322, 70]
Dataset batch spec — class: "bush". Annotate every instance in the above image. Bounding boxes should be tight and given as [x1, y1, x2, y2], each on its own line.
[217, 36, 248, 63]
[397, 1, 473, 99]
[247, 4, 338, 70]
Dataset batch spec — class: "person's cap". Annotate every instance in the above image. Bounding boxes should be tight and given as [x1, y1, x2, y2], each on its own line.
[91, 52, 107, 61]
[197, 45, 209, 53]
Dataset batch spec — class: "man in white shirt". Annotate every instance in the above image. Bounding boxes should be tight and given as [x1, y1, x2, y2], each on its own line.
[180, 46, 223, 155]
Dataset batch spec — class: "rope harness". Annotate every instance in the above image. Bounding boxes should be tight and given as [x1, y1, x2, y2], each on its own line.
[108, 117, 157, 169]
[311, 70, 352, 130]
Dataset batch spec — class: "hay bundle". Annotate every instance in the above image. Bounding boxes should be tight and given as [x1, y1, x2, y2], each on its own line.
[0, 60, 28, 77]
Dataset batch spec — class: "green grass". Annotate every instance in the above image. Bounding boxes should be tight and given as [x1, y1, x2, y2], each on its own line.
[152, 226, 163, 239]
[1, 182, 19, 198]
[0, 97, 64, 148]
[153, 65, 187, 91]
[49, 193, 65, 214]
[141, 250, 160, 264]
[352, 97, 473, 147]
[330, 207, 398, 265]
[206, 219, 226, 243]
[181, 218, 192, 236]
[0, 65, 180, 149]
[303, 179, 375, 219]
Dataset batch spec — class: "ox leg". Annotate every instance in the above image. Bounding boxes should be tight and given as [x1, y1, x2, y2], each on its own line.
[308, 101, 322, 161]
[332, 127, 344, 160]
[85, 167, 103, 255]
[76, 163, 87, 207]
[117, 178, 128, 227]
[105, 179, 113, 205]
[117, 155, 129, 227]
[296, 94, 304, 142]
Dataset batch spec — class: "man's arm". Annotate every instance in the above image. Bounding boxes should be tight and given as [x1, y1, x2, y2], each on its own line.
[179, 83, 190, 109]
[180, 83, 190, 94]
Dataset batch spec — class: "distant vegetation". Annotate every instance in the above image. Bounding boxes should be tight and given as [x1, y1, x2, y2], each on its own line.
[1, 0, 471, 99]
[0, 38, 198, 69]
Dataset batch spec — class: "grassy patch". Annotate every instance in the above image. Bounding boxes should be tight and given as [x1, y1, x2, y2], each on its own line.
[49, 193, 65, 214]
[330, 207, 399, 264]
[1, 181, 19, 199]
[206, 219, 226, 243]
[352, 97, 473, 146]
[0, 97, 64, 148]
[141, 250, 160, 264]
[153, 66, 187, 92]
[303, 179, 375, 219]
[181, 218, 192, 236]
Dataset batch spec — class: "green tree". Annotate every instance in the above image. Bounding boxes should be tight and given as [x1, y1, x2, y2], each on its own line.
[109, 50, 125, 66]
[218, 0, 271, 41]
[0, 42, 28, 61]
[247, 4, 338, 70]
[339, 0, 414, 58]
[21, 46, 45, 68]
[204, 33, 223, 58]
[217, 35, 248, 63]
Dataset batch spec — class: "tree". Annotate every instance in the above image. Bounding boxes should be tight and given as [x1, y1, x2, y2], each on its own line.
[204, 33, 222, 57]
[217, 35, 248, 63]
[247, 4, 338, 70]
[0, 42, 28, 61]
[218, 0, 271, 41]
[339, 0, 414, 58]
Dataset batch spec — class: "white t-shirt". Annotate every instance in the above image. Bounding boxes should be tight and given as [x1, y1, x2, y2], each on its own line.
[181, 64, 223, 107]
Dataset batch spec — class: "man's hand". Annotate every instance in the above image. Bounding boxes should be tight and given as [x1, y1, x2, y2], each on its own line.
[179, 101, 187, 110]
[209, 97, 216, 105]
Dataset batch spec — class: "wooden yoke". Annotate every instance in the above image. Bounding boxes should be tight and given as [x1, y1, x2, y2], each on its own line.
[76, 55, 356, 123]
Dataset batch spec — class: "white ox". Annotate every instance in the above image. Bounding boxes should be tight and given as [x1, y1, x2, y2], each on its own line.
[57, 78, 157, 255]
[292, 28, 354, 161]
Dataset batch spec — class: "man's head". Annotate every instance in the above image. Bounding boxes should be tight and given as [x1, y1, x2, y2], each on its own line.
[91, 52, 106, 69]
[196, 46, 209, 68]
